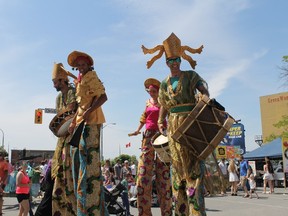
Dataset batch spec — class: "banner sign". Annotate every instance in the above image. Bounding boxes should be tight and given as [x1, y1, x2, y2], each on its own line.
[216, 123, 246, 159]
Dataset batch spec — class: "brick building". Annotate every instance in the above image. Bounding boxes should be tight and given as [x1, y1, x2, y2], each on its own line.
[10, 149, 54, 165]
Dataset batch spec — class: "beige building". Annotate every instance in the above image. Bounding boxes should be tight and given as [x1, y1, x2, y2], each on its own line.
[260, 91, 288, 143]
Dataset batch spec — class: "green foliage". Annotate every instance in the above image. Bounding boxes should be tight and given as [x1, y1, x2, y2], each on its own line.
[265, 115, 288, 142]
[265, 133, 278, 143]
[283, 56, 288, 62]
[0, 147, 8, 157]
[102, 154, 138, 166]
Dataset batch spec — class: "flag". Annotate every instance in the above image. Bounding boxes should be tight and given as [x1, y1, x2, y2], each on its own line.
[126, 142, 131, 148]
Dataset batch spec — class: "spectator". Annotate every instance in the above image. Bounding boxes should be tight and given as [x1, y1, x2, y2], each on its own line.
[0, 152, 8, 215]
[130, 161, 137, 179]
[248, 173, 259, 199]
[239, 155, 249, 198]
[263, 156, 274, 194]
[121, 160, 131, 180]
[16, 161, 31, 216]
[218, 158, 228, 195]
[29, 167, 41, 198]
[114, 160, 122, 184]
[34, 160, 53, 216]
[102, 159, 112, 175]
[4, 157, 14, 193]
[103, 170, 114, 189]
[228, 159, 239, 196]
[121, 173, 133, 216]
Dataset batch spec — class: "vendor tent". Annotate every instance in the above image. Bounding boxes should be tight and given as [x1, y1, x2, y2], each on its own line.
[244, 138, 282, 160]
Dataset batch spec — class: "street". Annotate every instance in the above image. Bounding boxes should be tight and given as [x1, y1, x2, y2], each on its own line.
[2, 187, 288, 216]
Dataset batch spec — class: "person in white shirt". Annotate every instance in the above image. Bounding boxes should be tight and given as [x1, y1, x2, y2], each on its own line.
[248, 173, 259, 199]
[130, 161, 137, 179]
[218, 158, 228, 195]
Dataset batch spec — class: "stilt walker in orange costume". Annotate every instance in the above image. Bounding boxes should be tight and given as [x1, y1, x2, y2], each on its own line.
[129, 78, 172, 216]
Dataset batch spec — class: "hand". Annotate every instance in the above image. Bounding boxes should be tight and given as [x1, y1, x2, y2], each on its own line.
[83, 109, 91, 122]
[68, 122, 76, 134]
[128, 131, 141, 136]
[74, 79, 79, 85]
[158, 123, 166, 135]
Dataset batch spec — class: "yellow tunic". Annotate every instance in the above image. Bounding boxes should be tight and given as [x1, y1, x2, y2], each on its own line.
[75, 70, 105, 125]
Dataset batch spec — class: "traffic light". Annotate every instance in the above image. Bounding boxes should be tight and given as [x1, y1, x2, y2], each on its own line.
[34, 109, 43, 124]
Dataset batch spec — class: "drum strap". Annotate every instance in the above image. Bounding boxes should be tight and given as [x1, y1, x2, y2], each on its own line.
[170, 104, 194, 113]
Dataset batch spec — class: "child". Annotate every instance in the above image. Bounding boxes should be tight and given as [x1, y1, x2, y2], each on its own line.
[121, 172, 133, 216]
[248, 173, 259, 199]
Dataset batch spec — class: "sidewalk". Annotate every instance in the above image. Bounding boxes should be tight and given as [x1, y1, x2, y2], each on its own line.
[2, 193, 42, 216]
[2, 187, 288, 216]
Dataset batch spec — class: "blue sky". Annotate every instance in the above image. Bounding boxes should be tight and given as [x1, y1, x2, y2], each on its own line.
[0, 0, 287, 160]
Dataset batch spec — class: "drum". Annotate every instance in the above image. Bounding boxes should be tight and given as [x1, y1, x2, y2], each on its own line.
[49, 108, 76, 137]
[171, 95, 234, 160]
[152, 133, 171, 164]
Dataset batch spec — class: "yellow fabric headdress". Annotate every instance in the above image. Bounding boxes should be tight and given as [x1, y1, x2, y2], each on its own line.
[142, 33, 204, 69]
[67, 51, 94, 68]
[52, 63, 69, 81]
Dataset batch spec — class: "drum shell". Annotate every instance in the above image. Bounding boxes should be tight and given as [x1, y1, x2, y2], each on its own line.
[152, 133, 171, 164]
[171, 95, 234, 160]
[49, 108, 76, 137]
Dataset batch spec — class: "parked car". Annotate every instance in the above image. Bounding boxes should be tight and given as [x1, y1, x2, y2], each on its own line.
[273, 166, 284, 187]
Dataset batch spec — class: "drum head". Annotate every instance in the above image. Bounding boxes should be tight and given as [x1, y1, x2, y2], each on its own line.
[49, 108, 75, 137]
[153, 134, 168, 148]
[57, 118, 74, 137]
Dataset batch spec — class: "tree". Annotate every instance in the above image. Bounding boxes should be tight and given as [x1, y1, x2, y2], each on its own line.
[0, 147, 8, 158]
[279, 56, 288, 87]
[265, 115, 288, 142]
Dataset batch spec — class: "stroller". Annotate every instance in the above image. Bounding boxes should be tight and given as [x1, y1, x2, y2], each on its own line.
[104, 183, 126, 215]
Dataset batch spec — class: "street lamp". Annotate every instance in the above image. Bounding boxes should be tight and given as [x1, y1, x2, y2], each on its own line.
[0, 128, 4, 148]
[100, 123, 116, 161]
[254, 135, 263, 147]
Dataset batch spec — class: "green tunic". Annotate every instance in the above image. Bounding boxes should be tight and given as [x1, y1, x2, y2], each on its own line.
[158, 70, 207, 216]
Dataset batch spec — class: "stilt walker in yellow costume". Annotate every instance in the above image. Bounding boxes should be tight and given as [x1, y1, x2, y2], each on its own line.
[142, 33, 209, 216]
[67, 51, 109, 216]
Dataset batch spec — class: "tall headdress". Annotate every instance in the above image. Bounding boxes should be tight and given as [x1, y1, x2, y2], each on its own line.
[52, 63, 68, 81]
[142, 33, 204, 69]
[52, 63, 77, 81]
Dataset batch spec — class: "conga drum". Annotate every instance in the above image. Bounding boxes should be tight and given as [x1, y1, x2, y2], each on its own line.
[171, 95, 234, 160]
[49, 108, 76, 137]
[151, 132, 171, 165]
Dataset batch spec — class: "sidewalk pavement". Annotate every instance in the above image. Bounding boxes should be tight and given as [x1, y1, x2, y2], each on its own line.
[2, 187, 288, 216]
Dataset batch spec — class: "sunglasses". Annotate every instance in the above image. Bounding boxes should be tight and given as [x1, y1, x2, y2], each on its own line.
[166, 57, 181, 64]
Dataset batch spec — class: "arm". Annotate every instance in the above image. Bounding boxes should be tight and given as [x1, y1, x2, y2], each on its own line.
[1, 170, 8, 186]
[129, 109, 146, 136]
[129, 122, 144, 136]
[158, 106, 168, 134]
[83, 93, 108, 121]
[197, 84, 210, 97]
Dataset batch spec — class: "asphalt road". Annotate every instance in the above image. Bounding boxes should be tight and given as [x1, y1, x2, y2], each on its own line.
[2, 187, 288, 216]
